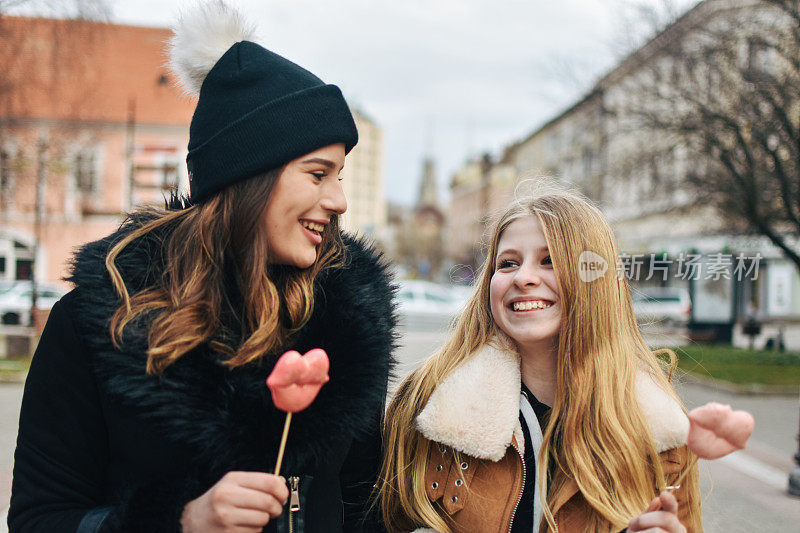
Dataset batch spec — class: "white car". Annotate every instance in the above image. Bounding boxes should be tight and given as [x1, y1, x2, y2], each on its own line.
[397, 280, 466, 319]
[448, 284, 475, 308]
[632, 287, 692, 326]
[0, 281, 69, 326]
[0, 281, 16, 296]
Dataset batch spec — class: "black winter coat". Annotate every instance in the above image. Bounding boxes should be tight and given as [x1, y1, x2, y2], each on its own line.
[8, 216, 396, 533]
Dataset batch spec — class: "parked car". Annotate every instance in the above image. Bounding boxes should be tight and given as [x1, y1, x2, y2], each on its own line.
[0, 280, 17, 296]
[448, 284, 474, 308]
[631, 287, 692, 326]
[397, 280, 466, 319]
[0, 281, 69, 326]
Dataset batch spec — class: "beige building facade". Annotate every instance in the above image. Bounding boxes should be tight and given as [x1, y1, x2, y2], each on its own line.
[446, 156, 517, 269]
[338, 109, 386, 241]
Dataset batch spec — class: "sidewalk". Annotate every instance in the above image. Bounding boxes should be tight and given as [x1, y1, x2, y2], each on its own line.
[675, 380, 800, 530]
[0, 382, 22, 533]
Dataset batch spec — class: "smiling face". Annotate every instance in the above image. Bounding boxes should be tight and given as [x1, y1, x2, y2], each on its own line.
[489, 215, 562, 353]
[263, 144, 347, 268]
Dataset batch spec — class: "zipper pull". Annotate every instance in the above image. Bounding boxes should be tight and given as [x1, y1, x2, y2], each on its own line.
[289, 476, 300, 512]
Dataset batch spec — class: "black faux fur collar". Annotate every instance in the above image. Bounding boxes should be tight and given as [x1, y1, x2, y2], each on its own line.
[67, 212, 397, 480]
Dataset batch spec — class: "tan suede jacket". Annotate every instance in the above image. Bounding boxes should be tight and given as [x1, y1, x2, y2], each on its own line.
[406, 344, 702, 533]
[419, 439, 700, 532]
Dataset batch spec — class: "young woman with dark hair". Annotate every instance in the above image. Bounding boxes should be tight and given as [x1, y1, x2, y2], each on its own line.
[8, 2, 395, 532]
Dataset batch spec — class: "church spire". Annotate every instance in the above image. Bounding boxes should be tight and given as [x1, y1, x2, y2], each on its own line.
[417, 157, 439, 209]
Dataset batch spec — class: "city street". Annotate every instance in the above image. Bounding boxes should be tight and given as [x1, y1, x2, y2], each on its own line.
[0, 319, 798, 531]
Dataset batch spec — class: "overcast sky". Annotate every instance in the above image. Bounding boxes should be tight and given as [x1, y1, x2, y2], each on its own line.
[20, 0, 700, 205]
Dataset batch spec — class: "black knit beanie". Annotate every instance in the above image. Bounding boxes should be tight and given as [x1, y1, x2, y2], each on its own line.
[169, 1, 358, 203]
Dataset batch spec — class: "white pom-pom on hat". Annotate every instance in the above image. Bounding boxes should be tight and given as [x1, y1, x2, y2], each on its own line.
[168, 0, 256, 95]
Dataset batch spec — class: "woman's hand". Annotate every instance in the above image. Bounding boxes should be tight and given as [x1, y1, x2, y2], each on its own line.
[181, 471, 289, 532]
[627, 491, 686, 533]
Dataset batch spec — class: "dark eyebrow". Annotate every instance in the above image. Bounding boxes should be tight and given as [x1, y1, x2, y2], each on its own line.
[301, 158, 344, 172]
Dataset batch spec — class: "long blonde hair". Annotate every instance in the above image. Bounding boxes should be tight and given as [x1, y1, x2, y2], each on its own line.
[106, 169, 344, 374]
[379, 184, 699, 532]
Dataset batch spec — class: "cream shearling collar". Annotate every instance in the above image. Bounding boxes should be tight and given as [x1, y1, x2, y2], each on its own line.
[416, 344, 689, 461]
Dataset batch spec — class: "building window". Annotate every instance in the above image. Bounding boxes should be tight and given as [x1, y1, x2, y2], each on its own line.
[650, 154, 661, 192]
[0, 237, 34, 282]
[746, 39, 775, 76]
[75, 152, 97, 192]
[582, 148, 595, 178]
[15, 259, 32, 280]
[0, 150, 11, 209]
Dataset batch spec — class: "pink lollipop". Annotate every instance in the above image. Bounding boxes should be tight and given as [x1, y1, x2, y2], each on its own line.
[267, 349, 330, 476]
[687, 402, 754, 459]
[658, 402, 754, 503]
[266, 349, 330, 413]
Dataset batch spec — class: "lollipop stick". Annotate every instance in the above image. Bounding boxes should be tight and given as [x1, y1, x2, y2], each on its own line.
[274, 412, 292, 475]
[648, 467, 693, 512]
[665, 466, 691, 492]
[659, 451, 699, 509]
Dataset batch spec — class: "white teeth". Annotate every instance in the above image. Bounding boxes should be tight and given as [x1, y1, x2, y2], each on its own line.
[301, 220, 324, 233]
[512, 300, 552, 311]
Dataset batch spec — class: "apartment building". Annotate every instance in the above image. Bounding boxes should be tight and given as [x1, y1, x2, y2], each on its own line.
[0, 16, 194, 285]
[339, 108, 386, 241]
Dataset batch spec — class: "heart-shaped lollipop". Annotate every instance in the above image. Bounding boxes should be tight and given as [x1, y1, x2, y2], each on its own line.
[267, 348, 331, 475]
[266, 349, 330, 413]
[687, 402, 754, 459]
[658, 402, 755, 504]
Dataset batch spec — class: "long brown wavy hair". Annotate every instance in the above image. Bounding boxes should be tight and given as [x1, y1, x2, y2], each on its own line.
[379, 184, 701, 532]
[106, 168, 344, 374]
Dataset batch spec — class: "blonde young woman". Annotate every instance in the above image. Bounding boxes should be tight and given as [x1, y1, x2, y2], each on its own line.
[379, 187, 702, 532]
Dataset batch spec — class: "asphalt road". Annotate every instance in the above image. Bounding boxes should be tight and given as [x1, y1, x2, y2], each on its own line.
[0, 317, 798, 531]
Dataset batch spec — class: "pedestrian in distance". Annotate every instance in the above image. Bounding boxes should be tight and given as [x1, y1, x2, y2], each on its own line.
[378, 184, 701, 532]
[9, 1, 395, 532]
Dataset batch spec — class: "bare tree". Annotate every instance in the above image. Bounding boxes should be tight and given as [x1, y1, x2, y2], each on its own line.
[617, 0, 800, 274]
[610, 0, 688, 59]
